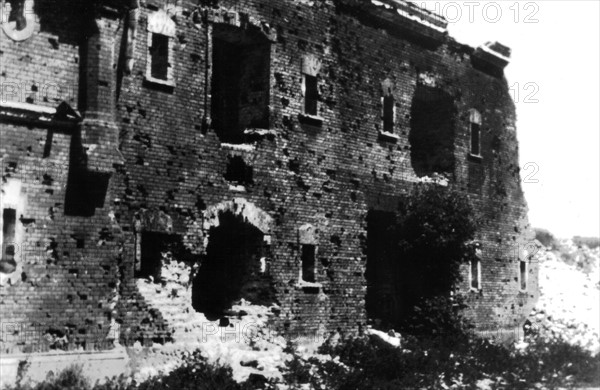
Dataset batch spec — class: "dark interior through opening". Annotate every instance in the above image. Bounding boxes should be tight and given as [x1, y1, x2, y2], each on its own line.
[301, 244, 316, 282]
[470, 123, 481, 155]
[211, 24, 271, 144]
[192, 211, 275, 319]
[223, 155, 254, 186]
[366, 210, 401, 325]
[409, 85, 456, 177]
[382, 95, 394, 133]
[304, 75, 318, 116]
[150, 33, 169, 80]
[136, 231, 180, 280]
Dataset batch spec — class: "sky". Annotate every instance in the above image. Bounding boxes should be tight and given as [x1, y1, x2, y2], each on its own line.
[415, 0, 600, 238]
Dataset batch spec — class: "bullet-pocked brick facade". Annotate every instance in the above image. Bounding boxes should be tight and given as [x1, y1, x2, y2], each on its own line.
[0, 0, 538, 353]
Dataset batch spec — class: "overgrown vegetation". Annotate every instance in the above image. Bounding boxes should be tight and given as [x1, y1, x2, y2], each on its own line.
[573, 236, 600, 249]
[5, 353, 259, 390]
[377, 183, 478, 335]
[300, 333, 600, 389]
[535, 227, 600, 274]
[7, 333, 599, 390]
[534, 227, 558, 249]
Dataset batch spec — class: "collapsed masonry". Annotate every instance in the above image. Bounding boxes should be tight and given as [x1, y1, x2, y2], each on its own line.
[0, 0, 537, 354]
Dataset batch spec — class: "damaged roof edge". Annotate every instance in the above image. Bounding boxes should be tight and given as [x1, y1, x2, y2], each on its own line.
[360, 0, 513, 69]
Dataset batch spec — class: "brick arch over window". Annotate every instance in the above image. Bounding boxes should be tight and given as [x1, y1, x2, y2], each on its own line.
[203, 199, 273, 236]
[133, 209, 173, 233]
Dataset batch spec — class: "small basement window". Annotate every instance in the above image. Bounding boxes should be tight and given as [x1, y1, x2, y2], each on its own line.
[519, 260, 527, 291]
[469, 109, 482, 156]
[470, 257, 481, 290]
[301, 244, 316, 283]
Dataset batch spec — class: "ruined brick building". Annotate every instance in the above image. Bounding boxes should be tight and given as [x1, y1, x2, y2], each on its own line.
[0, 0, 538, 353]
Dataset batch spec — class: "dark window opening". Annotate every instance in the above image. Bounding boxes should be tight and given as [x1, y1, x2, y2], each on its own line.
[2, 208, 16, 261]
[382, 95, 394, 133]
[192, 211, 275, 319]
[136, 231, 179, 280]
[470, 258, 480, 289]
[470, 123, 481, 156]
[224, 156, 254, 186]
[211, 24, 271, 144]
[1, 208, 17, 274]
[150, 33, 169, 80]
[366, 210, 400, 325]
[520, 261, 527, 291]
[301, 244, 316, 283]
[304, 75, 318, 116]
[8, 0, 27, 31]
[64, 166, 111, 217]
[409, 85, 457, 177]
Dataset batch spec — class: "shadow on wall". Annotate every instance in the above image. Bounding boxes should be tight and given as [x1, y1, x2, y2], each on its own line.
[409, 84, 457, 178]
[63, 131, 110, 216]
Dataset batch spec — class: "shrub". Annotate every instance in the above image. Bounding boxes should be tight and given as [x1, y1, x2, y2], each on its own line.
[381, 183, 478, 334]
[4, 365, 91, 390]
[534, 228, 558, 249]
[312, 333, 600, 389]
[573, 236, 600, 249]
[131, 351, 243, 390]
[397, 294, 474, 340]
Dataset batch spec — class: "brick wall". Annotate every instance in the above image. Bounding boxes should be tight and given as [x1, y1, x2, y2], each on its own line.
[0, 0, 536, 351]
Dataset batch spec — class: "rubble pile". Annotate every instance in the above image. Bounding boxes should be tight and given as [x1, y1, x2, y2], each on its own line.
[130, 258, 290, 383]
[528, 242, 600, 354]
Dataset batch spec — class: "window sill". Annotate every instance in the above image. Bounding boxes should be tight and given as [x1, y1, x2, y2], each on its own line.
[244, 128, 276, 136]
[244, 128, 277, 142]
[296, 280, 322, 289]
[220, 143, 256, 152]
[378, 131, 400, 141]
[228, 184, 246, 192]
[144, 75, 175, 88]
[298, 113, 324, 126]
[470, 287, 482, 293]
[0, 101, 80, 130]
[468, 153, 483, 162]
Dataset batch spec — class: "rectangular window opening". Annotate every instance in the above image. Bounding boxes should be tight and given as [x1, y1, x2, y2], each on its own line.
[470, 257, 480, 290]
[2, 208, 16, 261]
[470, 123, 481, 156]
[304, 75, 318, 116]
[301, 244, 316, 283]
[211, 29, 271, 144]
[136, 231, 170, 279]
[382, 96, 394, 133]
[150, 33, 169, 80]
[519, 260, 527, 291]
